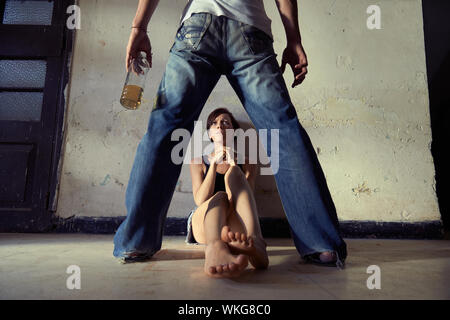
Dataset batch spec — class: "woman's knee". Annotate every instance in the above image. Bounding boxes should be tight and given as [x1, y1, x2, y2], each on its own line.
[224, 165, 244, 183]
[208, 191, 230, 208]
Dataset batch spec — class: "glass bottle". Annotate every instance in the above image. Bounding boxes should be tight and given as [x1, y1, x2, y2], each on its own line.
[120, 51, 150, 110]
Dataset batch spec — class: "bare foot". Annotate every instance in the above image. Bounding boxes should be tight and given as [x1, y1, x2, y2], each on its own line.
[204, 239, 248, 278]
[221, 226, 269, 269]
[319, 251, 336, 263]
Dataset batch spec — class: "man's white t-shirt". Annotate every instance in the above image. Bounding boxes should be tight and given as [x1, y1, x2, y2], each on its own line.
[179, 0, 273, 40]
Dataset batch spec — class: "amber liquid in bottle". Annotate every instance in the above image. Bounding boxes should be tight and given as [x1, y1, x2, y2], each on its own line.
[120, 84, 144, 110]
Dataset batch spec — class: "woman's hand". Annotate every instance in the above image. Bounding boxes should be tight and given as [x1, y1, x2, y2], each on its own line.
[209, 146, 237, 166]
[224, 147, 237, 166]
[209, 148, 227, 165]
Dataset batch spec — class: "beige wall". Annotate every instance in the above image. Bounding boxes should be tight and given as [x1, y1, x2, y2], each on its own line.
[57, 0, 441, 224]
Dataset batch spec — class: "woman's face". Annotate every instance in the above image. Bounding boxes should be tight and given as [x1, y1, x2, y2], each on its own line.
[209, 113, 234, 144]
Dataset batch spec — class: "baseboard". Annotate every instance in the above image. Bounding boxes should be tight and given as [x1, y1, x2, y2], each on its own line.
[46, 216, 445, 239]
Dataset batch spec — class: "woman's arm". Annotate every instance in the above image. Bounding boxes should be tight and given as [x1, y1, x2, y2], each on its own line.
[190, 158, 218, 206]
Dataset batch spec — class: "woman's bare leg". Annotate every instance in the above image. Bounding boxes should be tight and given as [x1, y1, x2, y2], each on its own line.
[191, 191, 248, 277]
[222, 165, 268, 269]
[222, 166, 334, 265]
[224, 166, 261, 236]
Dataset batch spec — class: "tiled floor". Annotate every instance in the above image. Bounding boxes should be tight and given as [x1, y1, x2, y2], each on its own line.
[0, 234, 449, 300]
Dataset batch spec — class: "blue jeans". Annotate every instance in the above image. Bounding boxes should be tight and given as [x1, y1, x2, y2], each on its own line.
[113, 13, 347, 263]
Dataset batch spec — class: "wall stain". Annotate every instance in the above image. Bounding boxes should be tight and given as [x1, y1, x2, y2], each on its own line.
[100, 174, 111, 186]
[114, 178, 124, 187]
[352, 181, 372, 196]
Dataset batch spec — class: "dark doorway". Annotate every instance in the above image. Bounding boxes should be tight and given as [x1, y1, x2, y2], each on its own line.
[422, 0, 450, 233]
[0, 0, 74, 231]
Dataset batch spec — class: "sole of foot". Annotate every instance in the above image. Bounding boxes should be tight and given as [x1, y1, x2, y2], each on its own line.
[221, 226, 269, 269]
[204, 240, 249, 278]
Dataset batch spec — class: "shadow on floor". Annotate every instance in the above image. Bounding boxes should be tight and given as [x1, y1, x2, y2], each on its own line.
[150, 240, 450, 277]
[152, 249, 204, 261]
[151, 248, 299, 262]
[347, 240, 450, 264]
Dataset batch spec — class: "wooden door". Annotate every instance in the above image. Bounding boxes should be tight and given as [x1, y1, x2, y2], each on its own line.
[0, 0, 74, 231]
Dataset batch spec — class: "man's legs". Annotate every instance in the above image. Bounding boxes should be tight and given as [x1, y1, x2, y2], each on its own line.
[113, 14, 221, 259]
[224, 20, 347, 264]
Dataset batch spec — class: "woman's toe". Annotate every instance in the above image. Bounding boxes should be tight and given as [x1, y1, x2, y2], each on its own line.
[221, 226, 231, 242]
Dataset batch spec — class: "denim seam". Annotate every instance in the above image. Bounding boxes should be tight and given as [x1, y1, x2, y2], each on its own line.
[193, 13, 212, 50]
[152, 72, 167, 112]
[239, 24, 255, 55]
[264, 57, 314, 256]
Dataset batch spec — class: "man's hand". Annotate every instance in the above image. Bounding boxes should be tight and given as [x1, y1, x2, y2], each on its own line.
[280, 41, 308, 88]
[126, 29, 153, 72]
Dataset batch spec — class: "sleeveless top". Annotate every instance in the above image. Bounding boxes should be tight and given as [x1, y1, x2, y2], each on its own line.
[202, 154, 243, 193]
[179, 0, 273, 40]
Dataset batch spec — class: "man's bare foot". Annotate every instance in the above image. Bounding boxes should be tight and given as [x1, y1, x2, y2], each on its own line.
[204, 239, 248, 278]
[221, 226, 269, 269]
[319, 251, 336, 263]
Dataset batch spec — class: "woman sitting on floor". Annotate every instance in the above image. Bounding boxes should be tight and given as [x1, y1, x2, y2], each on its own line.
[188, 107, 269, 278]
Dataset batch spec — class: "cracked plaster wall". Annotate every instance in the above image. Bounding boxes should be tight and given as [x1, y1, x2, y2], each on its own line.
[56, 0, 440, 224]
